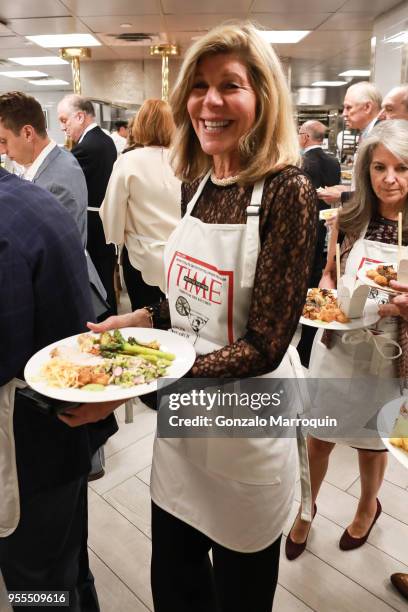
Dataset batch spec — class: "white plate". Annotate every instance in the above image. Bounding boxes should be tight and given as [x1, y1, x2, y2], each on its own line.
[377, 398, 408, 469]
[356, 262, 400, 295]
[300, 289, 380, 330]
[24, 328, 196, 403]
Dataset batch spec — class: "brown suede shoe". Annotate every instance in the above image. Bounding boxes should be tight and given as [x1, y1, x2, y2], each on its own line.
[339, 499, 381, 551]
[391, 573, 408, 600]
[285, 504, 317, 561]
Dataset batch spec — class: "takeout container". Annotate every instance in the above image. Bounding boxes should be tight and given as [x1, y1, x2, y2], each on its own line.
[397, 257, 408, 284]
[337, 274, 370, 319]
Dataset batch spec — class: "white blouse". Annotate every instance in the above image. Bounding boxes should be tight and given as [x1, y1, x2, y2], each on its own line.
[100, 146, 181, 290]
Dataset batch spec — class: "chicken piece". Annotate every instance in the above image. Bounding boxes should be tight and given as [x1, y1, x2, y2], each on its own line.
[90, 371, 110, 386]
[77, 367, 93, 386]
[374, 274, 388, 286]
[366, 269, 378, 280]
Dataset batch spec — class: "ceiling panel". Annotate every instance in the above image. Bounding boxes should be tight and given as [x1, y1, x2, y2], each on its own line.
[0, 36, 29, 49]
[250, 13, 331, 30]
[340, 0, 402, 14]
[252, 0, 344, 13]
[9, 17, 89, 36]
[83, 46, 120, 60]
[107, 46, 153, 59]
[0, 0, 70, 19]
[317, 12, 374, 30]
[164, 14, 248, 31]
[61, 0, 161, 17]
[162, 0, 251, 14]
[81, 15, 163, 32]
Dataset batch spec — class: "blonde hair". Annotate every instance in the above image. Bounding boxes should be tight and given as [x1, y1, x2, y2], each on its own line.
[339, 120, 408, 240]
[132, 99, 175, 147]
[170, 22, 299, 184]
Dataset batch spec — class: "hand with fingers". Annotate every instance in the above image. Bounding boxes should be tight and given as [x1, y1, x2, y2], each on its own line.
[58, 399, 125, 427]
[378, 281, 408, 321]
[87, 308, 152, 333]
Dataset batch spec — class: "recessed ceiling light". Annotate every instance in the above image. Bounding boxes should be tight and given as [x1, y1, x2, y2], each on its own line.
[120, 23, 132, 28]
[312, 80, 347, 87]
[257, 30, 310, 44]
[385, 31, 408, 44]
[9, 56, 68, 66]
[26, 33, 101, 48]
[339, 69, 371, 77]
[28, 78, 69, 86]
[0, 70, 48, 78]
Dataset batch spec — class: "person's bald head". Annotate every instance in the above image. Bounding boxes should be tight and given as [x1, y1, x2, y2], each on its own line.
[298, 120, 327, 149]
[57, 94, 95, 143]
[381, 85, 408, 120]
[342, 81, 382, 131]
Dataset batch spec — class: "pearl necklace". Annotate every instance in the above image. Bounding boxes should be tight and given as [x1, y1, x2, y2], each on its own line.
[210, 172, 240, 186]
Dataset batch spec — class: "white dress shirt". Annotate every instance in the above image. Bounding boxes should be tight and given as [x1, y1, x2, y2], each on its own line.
[23, 140, 57, 182]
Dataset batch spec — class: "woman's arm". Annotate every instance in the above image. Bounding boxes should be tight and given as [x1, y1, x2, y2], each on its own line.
[191, 170, 318, 378]
[319, 225, 338, 289]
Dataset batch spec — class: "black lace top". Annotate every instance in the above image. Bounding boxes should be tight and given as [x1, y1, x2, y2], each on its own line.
[154, 166, 318, 377]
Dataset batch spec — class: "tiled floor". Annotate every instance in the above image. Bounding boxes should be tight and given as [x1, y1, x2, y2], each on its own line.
[88, 292, 408, 612]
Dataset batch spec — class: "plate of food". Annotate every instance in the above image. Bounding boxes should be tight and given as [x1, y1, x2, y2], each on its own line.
[377, 398, 408, 469]
[24, 328, 196, 403]
[356, 262, 400, 294]
[300, 288, 380, 330]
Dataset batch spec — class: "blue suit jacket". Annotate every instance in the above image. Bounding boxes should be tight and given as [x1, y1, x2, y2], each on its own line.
[0, 168, 116, 493]
[32, 145, 88, 247]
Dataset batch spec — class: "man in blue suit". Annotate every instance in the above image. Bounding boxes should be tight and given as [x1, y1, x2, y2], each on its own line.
[0, 168, 117, 609]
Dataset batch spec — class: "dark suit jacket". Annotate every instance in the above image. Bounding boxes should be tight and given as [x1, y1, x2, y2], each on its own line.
[302, 148, 341, 286]
[71, 126, 117, 256]
[0, 169, 117, 495]
[302, 147, 341, 189]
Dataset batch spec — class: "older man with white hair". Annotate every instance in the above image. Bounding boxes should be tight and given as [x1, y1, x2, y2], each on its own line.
[320, 81, 382, 203]
[381, 84, 408, 121]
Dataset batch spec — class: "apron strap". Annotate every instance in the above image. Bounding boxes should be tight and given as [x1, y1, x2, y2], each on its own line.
[185, 170, 212, 217]
[241, 178, 265, 288]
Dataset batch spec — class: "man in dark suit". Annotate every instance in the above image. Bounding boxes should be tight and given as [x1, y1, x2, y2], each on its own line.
[0, 169, 117, 609]
[297, 121, 341, 367]
[299, 120, 341, 190]
[57, 94, 118, 315]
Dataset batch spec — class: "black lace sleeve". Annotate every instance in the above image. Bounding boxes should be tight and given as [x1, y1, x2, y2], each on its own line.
[191, 169, 318, 377]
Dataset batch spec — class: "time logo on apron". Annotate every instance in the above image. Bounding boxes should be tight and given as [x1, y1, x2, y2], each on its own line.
[167, 250, 234, 345]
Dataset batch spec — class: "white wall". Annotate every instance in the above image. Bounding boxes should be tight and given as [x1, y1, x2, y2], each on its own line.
[26, 89, 68, 144]
[373, 1, 408, 95]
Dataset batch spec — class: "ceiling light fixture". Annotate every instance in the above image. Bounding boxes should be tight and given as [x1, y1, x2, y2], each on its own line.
[120, 23, 132, 28]
[339, 69, 371, 77]
[0, 70, 48, 78]
[257, 30, 310, 44]
[28, 78, 69, 86]
[26, 34, 101, 48]
[312, 80, 347, 87]
[384, 31, 408, 44]
[9, 56, 68, 66]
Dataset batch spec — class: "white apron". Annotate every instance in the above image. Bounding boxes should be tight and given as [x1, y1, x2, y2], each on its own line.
[151, 172, 312, 552]
[0, 378, 26, 537]
[309, 229, 402, 449]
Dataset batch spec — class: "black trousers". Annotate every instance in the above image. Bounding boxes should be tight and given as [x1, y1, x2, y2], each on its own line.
[0, 476, 99, 612]
[151, 502, 281, 612]
[89, 247, 117, 316]
[122, 246, 164, 312]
